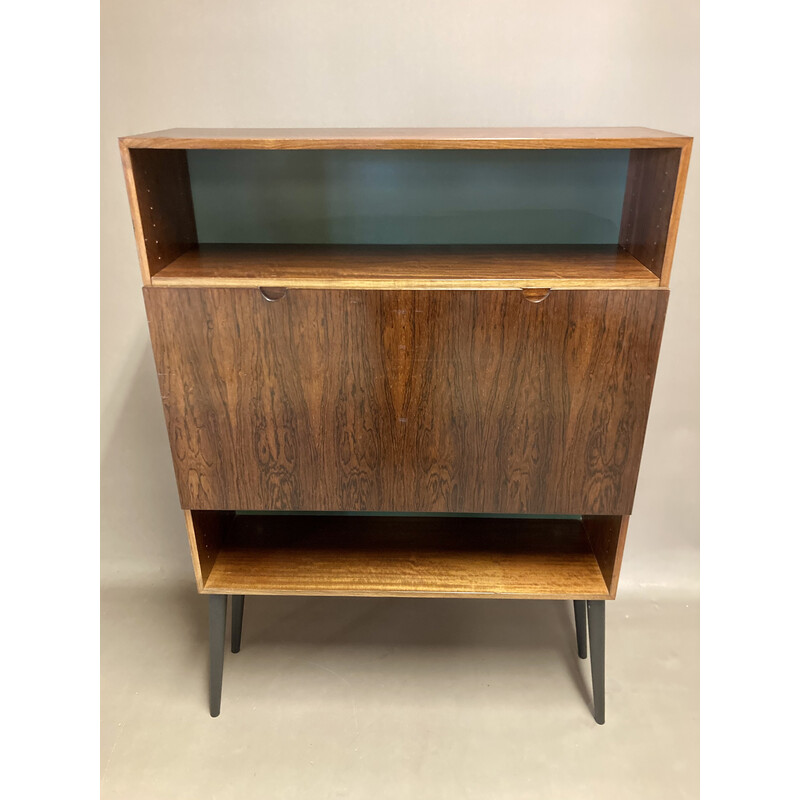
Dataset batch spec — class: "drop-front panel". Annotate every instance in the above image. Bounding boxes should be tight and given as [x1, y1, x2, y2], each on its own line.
[143, 287, 668, 514]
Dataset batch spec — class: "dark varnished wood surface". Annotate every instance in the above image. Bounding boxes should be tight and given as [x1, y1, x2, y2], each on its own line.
[150, 244, 659, 289]
[120, 127, 691, 150]
[582, 515, 630, 597]
[124, 148, 197, 282]
[619, 148, 683, 282]
[185, 510, 235, 591]
[201, 514, 609, 598]
[144, 288, 668, 514]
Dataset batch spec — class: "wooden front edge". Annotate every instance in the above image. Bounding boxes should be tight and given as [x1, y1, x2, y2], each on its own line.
[184, 510, 235, 592]
[119, 129, 692, 151]
[119, 140, 152, 286]
[582, 515, 630, 598]
[659, 140, 693, 287]
[196, 587, 614, 600]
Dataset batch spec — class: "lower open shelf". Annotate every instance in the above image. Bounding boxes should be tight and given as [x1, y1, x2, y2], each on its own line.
[194, 513, 611, 599]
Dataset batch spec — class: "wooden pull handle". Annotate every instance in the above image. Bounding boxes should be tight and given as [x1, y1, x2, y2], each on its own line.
[259, 287, 287, 302]
[522, 288, 551, 304]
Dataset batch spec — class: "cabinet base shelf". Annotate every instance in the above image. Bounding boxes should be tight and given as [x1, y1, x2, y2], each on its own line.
[198, 514, 611, 599]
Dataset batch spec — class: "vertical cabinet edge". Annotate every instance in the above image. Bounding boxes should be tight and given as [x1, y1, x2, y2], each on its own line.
[582, 515, 631, 598]
[659, 140, 693, 287]
[119, 141, 153, 286]
[120, 141, 198, 285]
[184, 510, 234, 592]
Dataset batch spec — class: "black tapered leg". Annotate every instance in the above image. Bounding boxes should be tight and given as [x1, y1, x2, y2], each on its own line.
[231, 595, 245, 653]
[587, 600, 605, 725]
[573, 600, 587, 659]
[209, 595, 227, 718]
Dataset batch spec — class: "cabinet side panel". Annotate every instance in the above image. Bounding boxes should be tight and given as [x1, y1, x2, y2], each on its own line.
[120, 144, 152, 285]
[184, 510, 234, 590]
[619, 148, 683, 281]
[658, 142, 692, 287]
[127, 148, 197, 280]
[582, 515, 630, 597]
[143, 287, 667, 514]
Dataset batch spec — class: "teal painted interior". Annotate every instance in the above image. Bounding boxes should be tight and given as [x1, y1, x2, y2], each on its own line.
[187, 149, 630, 245]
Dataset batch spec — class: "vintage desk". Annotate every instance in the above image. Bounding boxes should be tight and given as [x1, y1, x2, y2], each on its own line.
[120, 127, 692, 722]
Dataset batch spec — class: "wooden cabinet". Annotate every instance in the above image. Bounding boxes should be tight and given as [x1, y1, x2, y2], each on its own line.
[121, 127, 692, 721]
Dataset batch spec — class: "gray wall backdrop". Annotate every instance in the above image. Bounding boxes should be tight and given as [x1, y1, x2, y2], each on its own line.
[101, 0, 699, 594]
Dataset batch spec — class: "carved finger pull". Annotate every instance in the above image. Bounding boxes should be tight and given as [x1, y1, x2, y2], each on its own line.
[522, 288, 551, 304]
[259, 287, 287, 302]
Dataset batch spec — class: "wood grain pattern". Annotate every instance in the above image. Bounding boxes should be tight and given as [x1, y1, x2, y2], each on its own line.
[619, 147, 690, 284]
[202, 514, 610, 599]
[120, 127, 691, 150]
[184, 510, 235, 591]
[658, 141, 693, 287]
[582, 515, 630, 597]
[119, 143, 153, 285]
[121, 147, 197, 282]
[144, 287, 668, 515]
[150, 244, 659, 290]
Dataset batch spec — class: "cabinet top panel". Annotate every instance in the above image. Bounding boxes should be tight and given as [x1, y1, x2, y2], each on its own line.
[120, 127, 691, 150]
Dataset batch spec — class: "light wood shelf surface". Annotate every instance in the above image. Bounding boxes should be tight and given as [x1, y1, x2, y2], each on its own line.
[202, 515, 610, 599]
[121, 127, 691, 150]
[151, 244, 659, 290]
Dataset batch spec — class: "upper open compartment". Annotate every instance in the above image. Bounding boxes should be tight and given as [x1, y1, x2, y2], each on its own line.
[120, 128, 692, 289]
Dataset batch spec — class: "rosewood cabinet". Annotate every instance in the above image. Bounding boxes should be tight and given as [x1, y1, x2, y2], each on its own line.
[120, 127, 692, 722]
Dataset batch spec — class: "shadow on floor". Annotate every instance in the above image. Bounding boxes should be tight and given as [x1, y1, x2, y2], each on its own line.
[149, 586, 593, 709]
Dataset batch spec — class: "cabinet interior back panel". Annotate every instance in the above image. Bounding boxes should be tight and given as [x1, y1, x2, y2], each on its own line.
[187, 150, 630, 245]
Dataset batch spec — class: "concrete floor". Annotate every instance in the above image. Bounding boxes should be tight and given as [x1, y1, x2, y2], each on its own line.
[101, 582, 698, 799]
